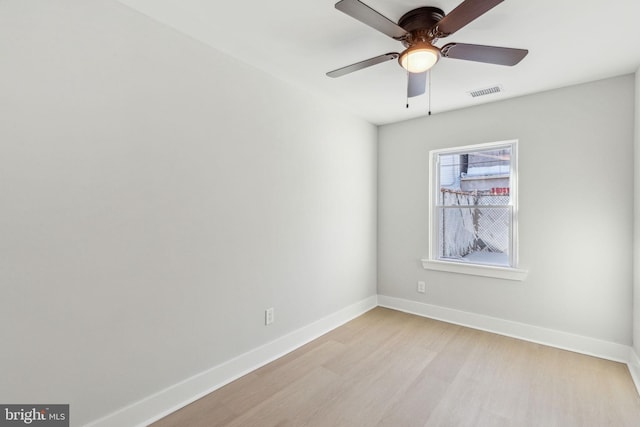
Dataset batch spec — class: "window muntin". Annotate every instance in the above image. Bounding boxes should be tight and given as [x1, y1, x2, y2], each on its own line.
[430, 141, 517, 268]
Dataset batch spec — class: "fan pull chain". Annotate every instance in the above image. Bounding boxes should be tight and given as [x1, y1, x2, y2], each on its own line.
[406, 68, 410, 108]
[428, 70, 432, 116]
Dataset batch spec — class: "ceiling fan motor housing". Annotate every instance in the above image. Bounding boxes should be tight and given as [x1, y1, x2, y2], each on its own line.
[398, 7, 445, 47]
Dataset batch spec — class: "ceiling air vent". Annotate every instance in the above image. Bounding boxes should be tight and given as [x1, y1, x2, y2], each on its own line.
[468, 85, 503, 98]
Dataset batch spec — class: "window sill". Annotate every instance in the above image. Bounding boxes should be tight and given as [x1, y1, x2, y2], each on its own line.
[421, 259, 528, 281]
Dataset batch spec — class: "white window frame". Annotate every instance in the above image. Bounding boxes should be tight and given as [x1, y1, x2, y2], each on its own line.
[422, 139, 527, 281]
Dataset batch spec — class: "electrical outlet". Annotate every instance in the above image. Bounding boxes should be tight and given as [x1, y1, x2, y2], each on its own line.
[265, 307, 275, 325]
[417, 281, 426, 294]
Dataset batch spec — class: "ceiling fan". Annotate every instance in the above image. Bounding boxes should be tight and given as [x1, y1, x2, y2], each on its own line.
[327, 0, 528, 98]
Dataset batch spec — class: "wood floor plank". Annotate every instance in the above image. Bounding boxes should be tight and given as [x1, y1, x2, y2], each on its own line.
[223, 367, 343, 427]
[217, 340, 348, 415]
[151, 395, 236, 427]
[307, 334, 437, 426]
[151, 307, 640, 427]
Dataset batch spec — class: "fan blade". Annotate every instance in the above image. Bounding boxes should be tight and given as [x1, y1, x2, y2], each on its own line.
[436, 0, 504, 36]
[335, 0, 407, 39]
[408, 71, 427, 97]
[327, 53, 399, 78]
[441, 43, 528, 65]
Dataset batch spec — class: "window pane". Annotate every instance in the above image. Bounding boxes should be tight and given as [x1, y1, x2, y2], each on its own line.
[438, 147, 511, 206]
[438, 206, 511, 267]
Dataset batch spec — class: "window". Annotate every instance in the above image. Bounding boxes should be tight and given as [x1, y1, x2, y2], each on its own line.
[423, 140, 526, 280]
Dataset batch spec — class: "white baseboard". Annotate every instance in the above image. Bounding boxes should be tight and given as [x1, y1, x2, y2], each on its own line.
[85, 295, 378, 427]
[629, 348, 640, 396]
[378, 295, 631, 364]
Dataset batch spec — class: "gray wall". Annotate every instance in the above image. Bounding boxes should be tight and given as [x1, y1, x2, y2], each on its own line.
[0, 1, 377, 425]
[378, 75, 635, 345]
[635, 69, 640, 356]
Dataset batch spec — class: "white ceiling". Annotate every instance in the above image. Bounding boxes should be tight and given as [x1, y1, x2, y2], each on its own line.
[117, 0, 640, 125]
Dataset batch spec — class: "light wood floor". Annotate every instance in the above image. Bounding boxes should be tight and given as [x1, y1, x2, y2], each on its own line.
[152, 307, 640, 427]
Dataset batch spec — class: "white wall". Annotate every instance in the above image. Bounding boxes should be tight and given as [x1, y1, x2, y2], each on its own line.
[0, 1, 377, 425]
[379, 75, 635, 346]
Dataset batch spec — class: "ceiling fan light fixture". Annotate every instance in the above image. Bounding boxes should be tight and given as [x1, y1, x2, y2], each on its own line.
[399, 44, 440, 73]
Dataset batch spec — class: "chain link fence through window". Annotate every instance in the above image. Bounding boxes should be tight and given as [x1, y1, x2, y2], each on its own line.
[439, 189, 510, 260]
